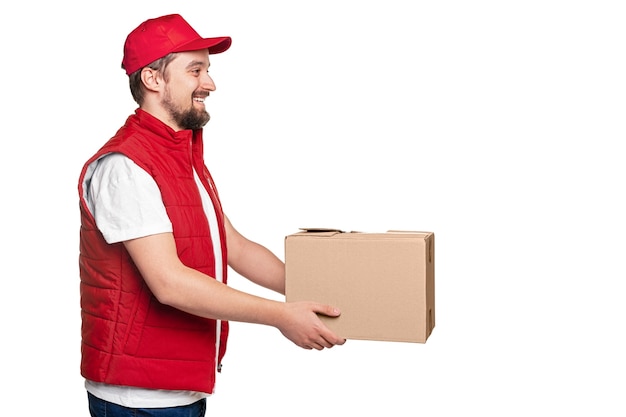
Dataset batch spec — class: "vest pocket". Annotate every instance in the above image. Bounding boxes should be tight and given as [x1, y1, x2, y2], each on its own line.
[121, 283, 151, 356]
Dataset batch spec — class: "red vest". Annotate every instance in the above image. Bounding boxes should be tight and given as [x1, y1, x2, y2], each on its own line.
[78, 109, 229, 394]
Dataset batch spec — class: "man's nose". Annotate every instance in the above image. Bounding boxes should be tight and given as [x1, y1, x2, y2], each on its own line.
[202, 73, 216, 91]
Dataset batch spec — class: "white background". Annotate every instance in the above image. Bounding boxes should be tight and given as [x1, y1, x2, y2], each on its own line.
[2, 1, 625, 415]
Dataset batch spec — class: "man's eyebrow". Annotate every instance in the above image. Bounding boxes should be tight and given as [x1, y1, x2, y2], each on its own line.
[186, 60, 209, 69]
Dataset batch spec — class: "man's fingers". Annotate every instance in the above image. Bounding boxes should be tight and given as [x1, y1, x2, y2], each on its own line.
[314, 304, 341, 318]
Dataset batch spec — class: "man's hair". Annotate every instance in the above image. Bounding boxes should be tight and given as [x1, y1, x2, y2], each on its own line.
[127, 53, 179, 105]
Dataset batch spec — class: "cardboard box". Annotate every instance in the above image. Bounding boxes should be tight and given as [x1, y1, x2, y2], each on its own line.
[285, 228, 435, 343]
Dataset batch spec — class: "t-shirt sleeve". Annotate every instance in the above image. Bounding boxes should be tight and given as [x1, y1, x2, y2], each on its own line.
[87, 153, 173, 244]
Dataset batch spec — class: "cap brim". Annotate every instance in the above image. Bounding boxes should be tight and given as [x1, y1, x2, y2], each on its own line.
[173, 36, 232, 55]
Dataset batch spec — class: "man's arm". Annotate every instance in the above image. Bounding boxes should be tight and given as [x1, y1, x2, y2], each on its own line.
[224, 215, 286, 294]
[123, 232, 346, 350]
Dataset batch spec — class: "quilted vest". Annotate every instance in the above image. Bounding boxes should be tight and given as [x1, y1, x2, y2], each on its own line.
[78, 109, 229, 394]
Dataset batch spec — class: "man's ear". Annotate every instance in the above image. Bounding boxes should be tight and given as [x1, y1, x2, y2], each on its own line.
[141, 67, 162, 93]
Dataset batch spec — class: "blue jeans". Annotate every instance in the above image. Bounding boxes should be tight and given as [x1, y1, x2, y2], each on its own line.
[88, 393, 206, 417]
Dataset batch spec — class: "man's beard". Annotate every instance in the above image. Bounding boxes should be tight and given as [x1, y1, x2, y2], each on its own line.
[162, 90, 210, 130]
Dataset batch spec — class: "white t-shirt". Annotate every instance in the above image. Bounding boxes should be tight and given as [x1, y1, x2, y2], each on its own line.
[82, 152, 223, 407]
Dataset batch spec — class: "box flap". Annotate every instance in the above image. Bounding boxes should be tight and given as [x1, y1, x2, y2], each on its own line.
[287, 228, 346, 237]
[387, 230, 431, 234]
[298, 227, 344, 233]
[289, 229, 434, 240]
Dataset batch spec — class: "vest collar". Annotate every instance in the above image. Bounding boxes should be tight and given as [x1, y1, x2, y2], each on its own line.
[133, 108, 196, 144]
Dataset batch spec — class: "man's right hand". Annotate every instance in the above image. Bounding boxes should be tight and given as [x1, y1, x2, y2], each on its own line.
[277, 302, 347, 350]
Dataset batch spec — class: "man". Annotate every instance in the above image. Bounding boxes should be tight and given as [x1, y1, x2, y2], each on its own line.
[78, 13, 345, 417]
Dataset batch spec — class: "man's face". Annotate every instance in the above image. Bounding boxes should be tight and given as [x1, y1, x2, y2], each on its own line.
[161, 49, 215, 130]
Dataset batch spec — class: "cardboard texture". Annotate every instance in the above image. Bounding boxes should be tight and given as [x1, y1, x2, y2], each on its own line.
[285, 229, 435, 343]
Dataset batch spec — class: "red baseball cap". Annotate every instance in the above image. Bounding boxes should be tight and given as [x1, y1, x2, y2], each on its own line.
[122, 14, 231, 75]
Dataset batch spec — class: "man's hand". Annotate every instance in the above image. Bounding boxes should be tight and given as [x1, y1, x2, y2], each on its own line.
[277, 302, 347, 350]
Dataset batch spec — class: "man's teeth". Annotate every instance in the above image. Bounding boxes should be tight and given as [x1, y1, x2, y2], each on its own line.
[193, 97, 205, 103]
